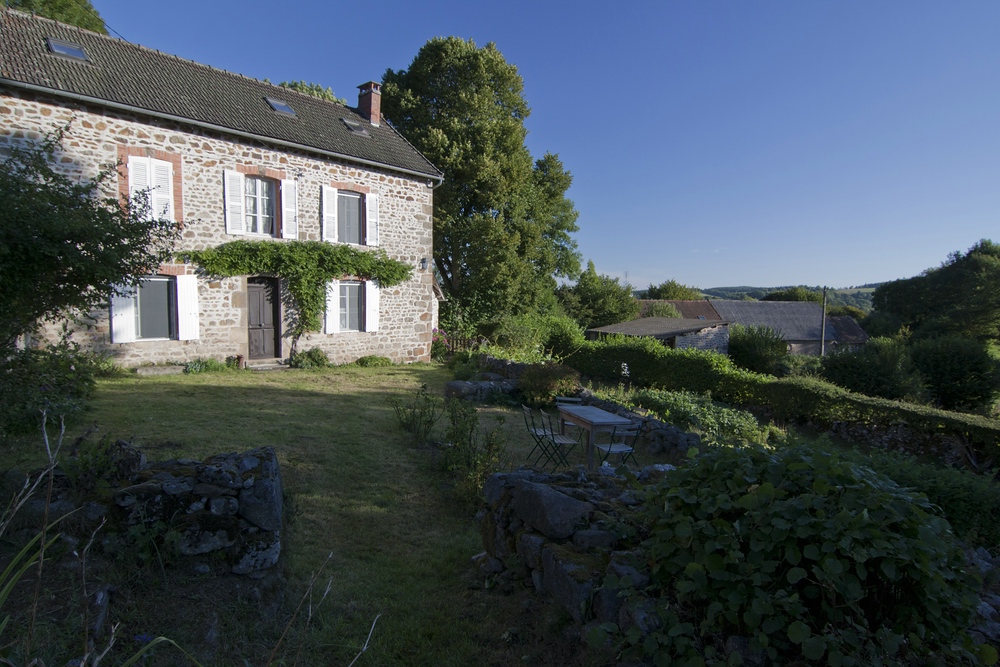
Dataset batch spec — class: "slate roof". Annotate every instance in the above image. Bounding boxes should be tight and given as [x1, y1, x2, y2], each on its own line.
[0, 9, 442, 180]
[636, 300, 722, 319]
[709, 300, 835, 342]
[587, 318, 729, 340]
[829, 316, 870, 346]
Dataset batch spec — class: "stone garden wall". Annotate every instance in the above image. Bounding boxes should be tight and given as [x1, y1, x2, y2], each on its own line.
[22, 445, 285, 577]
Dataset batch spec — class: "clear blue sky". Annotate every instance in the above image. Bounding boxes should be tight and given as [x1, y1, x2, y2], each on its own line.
[92, 0, 1000, 290]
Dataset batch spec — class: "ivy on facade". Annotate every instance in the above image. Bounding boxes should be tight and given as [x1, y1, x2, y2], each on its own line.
[185, 240, 413, 340]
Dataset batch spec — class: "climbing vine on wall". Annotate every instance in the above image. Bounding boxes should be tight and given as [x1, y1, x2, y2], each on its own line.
[185, 240, 413, 341]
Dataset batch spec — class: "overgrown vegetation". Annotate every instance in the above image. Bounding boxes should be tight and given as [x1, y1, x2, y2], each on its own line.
[563, 335, 1000, 463]
[727, 323, 789, 375]
[388, 383, 443, 445]
[601, 444, 990, 666]
[441, 399, 509, 507]
[517, 363, 581, 407]
[607, 386, 771, 446]
[0, 342, 98, 439]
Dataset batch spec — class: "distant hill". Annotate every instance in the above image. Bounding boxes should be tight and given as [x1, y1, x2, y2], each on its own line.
[701, 285, 880, 312]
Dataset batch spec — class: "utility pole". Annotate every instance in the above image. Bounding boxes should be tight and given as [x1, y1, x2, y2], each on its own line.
[820, 286, 828, 357]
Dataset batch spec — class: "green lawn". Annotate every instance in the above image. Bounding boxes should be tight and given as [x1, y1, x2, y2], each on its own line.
[1, 364, 611, 666]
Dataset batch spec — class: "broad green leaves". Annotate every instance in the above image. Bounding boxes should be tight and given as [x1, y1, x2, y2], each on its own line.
[623, 444, 983, 665]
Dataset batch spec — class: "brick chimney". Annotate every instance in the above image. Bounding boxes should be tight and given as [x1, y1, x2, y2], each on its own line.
[357, 81, 381, 127]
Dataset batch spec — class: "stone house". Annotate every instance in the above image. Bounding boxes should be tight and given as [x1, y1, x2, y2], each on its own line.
[0, 9, 443, 366]
[585, 318, 730, 354]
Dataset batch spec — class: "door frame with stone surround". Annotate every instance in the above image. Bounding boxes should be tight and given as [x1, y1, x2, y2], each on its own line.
[247, 277, 281, 360]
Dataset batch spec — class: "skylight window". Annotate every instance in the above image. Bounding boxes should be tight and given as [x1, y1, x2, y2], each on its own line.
[341, 118, 370, 137]
[265, 97, 296, 116]
[45, 37, 88, 62]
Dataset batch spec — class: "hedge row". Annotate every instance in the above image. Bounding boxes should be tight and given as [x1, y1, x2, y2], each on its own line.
[564, 335, 1000, 464]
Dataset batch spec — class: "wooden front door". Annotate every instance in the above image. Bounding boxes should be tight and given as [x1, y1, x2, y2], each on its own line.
[248, 278, 280, 359]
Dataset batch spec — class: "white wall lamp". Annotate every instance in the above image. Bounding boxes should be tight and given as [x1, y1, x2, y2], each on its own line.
[420, 258, 429, 271]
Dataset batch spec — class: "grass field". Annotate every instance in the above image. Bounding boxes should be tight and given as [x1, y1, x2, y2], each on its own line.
[0, 364, 624, 666]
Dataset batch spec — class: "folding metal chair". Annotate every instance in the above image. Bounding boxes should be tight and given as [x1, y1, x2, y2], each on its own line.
[522, 405, 558, 469]
[596, 421, 641, 467]
[538, 409, 579, 469]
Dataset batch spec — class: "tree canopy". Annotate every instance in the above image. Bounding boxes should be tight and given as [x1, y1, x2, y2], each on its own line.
[381, 37, 580, 327]
[873, 240, 1000, 342]
[0, 131, 178, 348]
[556, 261, 639, 330]
[761, 286, 823, 303]
[275, 80, 346, 105]
[7, 0, 105, 33]
[646, 279, 701, 300]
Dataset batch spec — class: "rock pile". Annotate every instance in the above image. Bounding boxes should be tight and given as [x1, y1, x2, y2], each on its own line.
[111, 446, 284, 575]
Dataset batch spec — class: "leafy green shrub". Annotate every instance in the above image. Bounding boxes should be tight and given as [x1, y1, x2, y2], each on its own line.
[910, 336, 1000, 411]
[389, 384, 443, 445]
[728, 323, 789, 375]
[289, 347, 330, 369]
[492, 313, 550, 351]
[355, 355, 393, 367]
[518, 363, 581, 407]
[773, 353, 822, 378]
[490, 313, 584, 359]
[622, 445, 983, 665]
[621, 388, 769, 445]
[183, 357, 230, 374]
[542, 316, 586, 358]
[843, 445, 1000, 550]
[0, 343, 97, 438]
[821, 337, 924, 401]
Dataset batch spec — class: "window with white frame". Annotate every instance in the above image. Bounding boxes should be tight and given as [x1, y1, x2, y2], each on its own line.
[339, 281, 362, 331]
[128, 156, 174, 222]
[321, 186, 378, 246]
[223, 169, 298, 239]
[324, 280, 380, 333]
[244, 176, 276, 235]
[111, 275, 200, 343]
[338, 191, 363, 245]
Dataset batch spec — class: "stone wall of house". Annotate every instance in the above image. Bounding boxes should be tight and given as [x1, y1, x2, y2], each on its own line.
[675, 324, 729, 354]
[0, 89, 436, 366]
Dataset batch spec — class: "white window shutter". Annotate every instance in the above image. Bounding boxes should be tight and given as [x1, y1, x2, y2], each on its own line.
[364, 281, 380, 332]
[322, 186, 338, 242]
[128, 156, 151, 221]
[365, 193, 379, 246]
[151, 159, 174, 222]
[110, 286, 137, 344]
[176, 275, 200, 340]
[224, 169, 245, 234]
[325, 280, 340, 333]
[281, 179, 298, 240]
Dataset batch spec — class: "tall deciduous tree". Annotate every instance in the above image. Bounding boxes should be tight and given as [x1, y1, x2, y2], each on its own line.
[6, 0, 105, 33]
[0, 131, 178, 348]
[761, 286, 823, 303]
[557, 261, 639, 330]
[646, 279, 701, 300]
[873, 240, 1000, 342]
[381, 37, 580, 326]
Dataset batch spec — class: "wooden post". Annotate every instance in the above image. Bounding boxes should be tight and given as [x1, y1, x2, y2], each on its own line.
[820, 287, 828, 357]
